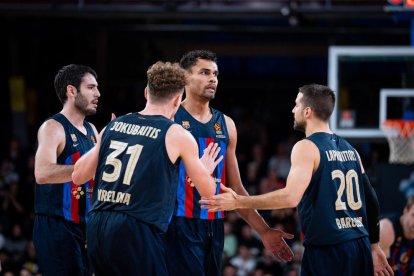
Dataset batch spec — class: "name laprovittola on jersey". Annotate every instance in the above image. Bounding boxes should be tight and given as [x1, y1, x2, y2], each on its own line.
[173, 106, 229, 220]
[91, 113, 179, 232]
[34, 113, 96, 224]
[299, 133, 369, 246]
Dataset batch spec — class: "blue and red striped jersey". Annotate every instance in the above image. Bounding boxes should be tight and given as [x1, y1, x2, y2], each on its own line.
[173, 105, 229, 220]
[34, 113, 96, 224]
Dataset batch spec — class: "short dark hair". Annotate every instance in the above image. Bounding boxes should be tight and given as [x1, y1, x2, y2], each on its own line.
[179, 50, 217, 70]
[299, 84, 336, 122]
[147, 61, 187, 101]
[406, 196, 414, 210]
[54, 64, 97, 104]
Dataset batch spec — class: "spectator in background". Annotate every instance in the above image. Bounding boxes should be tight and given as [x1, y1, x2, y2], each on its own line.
[380, 195, 414, 275]
[254, 248, 284, 276]
[223, 220, 238, 261]
[267, 142, 291, 181]
[230, 244, 257, 276]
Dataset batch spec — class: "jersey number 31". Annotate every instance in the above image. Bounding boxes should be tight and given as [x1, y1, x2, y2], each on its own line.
[102, 140, 143, 185]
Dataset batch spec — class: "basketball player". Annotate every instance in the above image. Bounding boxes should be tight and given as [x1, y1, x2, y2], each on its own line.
[201, 84, 393, 275]
[34, 64, 100, 276]
[72, 61, 222, 275]
[380, 195, 414, 275]
[166, 50, 294, 276]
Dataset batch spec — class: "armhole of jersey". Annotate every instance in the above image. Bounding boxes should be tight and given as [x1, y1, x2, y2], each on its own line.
[164, 122, 181, 168]
[50, 117, 67, 160]
[305, 137, 322, 175]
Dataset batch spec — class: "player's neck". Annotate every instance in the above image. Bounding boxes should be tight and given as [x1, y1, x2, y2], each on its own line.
[140, 104, 174, 120]
[182, 99, 212, 123]
[60, 107, 86, 129]
[305, 121, 332, 137]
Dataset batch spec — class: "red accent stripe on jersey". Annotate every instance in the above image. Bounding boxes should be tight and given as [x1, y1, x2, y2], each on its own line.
[185, 175, 194, 218]
[71, 152, 81, 224]
[205, 138, 216, 220]
[218, 154, 227, 218]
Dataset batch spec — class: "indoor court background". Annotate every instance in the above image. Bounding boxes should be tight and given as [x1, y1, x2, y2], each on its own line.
[0, 1, 414, 275]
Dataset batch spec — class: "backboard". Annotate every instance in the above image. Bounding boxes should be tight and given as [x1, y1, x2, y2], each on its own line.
[328, 46, 414, 138]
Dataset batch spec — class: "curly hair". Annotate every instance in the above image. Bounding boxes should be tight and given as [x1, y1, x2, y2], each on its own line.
[146, 61, 187, 101]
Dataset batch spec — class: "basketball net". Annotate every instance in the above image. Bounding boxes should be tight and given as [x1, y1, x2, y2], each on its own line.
[381, 120, 414, 164]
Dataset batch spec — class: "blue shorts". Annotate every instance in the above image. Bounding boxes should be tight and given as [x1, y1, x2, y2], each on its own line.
[33, 214, 89, 276]
[166, 216, 224, 276]
[301, 237, 374, 276]
[86, 211, 167, 276]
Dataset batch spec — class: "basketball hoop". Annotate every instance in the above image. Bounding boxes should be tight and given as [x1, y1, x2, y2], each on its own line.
[381, 120, 414, 164]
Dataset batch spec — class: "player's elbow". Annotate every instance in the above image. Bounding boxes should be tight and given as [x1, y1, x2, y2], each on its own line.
[285, 193, 301, 208]
[200, 187, 216, 197]
[198, 185, 216, 198]
[196, 178, 216, 197]
[72, 168, 87, 185]
[34, 169, 48, 184]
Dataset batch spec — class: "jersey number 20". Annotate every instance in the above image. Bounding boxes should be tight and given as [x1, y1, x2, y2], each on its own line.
[102, 140, 143, 185]
[332, 169, 362, 211]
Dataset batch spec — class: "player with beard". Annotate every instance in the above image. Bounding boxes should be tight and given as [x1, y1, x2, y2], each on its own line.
[201, 84, 393, 275]
[34, 64, 100, 276]
[166, 50, 294, 276]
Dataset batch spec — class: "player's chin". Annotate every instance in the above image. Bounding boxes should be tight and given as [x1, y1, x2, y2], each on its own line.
[85, 107, 98, 116]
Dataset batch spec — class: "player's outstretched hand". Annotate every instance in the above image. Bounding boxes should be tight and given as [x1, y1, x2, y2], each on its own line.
[200, 142, 223, 175]
[372, 244, 394, 276]
[199, 184, 239, 211]
[261, 228, 294, 262]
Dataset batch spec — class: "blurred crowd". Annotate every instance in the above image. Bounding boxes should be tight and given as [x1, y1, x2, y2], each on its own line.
[0, 131, 312, 275]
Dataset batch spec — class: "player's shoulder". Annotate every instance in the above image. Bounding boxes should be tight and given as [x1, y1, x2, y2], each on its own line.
[39, 118, 65, 133]
[166, 123, 195, 147]
[292, 139, 319, 156]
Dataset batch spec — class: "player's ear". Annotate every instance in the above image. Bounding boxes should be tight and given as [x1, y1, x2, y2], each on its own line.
[67, 85, 77, 100]
[304, 106, 311, 117]
[144, 87, 149, 100]
[172, 93, 181, 108]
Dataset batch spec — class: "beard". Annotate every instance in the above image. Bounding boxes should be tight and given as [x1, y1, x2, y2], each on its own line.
[75, 93, 96, 116]
[201, 91, 215, 101]
[293, 119, 306, 133]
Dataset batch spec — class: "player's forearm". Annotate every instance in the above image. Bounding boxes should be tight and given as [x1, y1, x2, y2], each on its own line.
[236, 208, 269, 235]
[232, 184, 270, 234]
[35, 164, 74, 184]
[236, 189, 298, 210]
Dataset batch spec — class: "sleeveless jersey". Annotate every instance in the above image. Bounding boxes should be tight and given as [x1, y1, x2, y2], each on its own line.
[34, 113, 96, 224]
[388, 215, 414, 275]
[299, 132, 369, 245]
[173, 105, 229, 220]
[90, 113, 178, 233]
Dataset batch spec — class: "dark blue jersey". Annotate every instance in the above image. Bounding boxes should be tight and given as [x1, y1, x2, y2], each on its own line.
[173, 105, 229, 220]
[91, 113, 178, 232]
[388, 215, 414, 275]
[299, 132, 369, 245]
[34, 113, 96, 224]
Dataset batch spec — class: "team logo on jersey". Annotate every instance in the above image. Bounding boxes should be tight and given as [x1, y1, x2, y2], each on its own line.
[214, 123, 221, 132]
[214, 123, 225, 138]
[91, 135, 96, 144]
[72, 186, 85, 199]
[182, 121, 190, 129]
[71, 134, 78, 143]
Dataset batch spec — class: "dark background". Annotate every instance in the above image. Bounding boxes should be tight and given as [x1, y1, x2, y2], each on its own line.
[1, 0, 414, 213]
